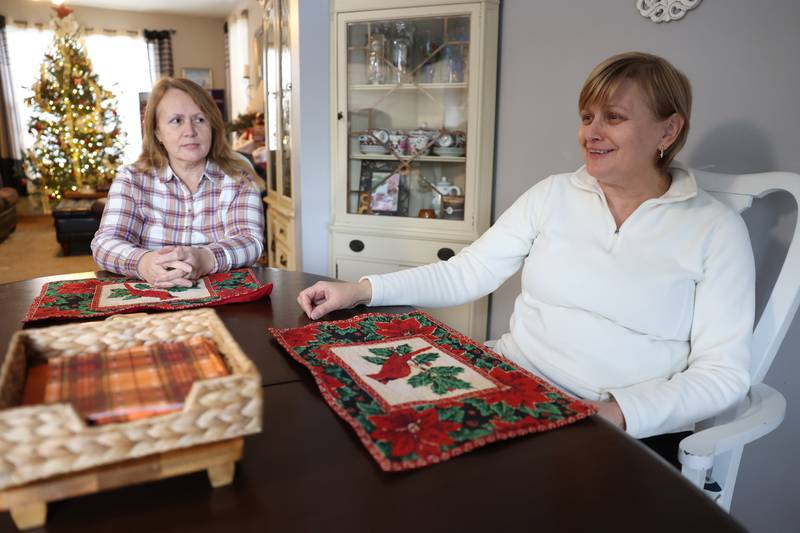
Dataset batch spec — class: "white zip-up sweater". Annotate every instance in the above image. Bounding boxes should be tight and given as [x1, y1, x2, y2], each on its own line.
[366, 164, 755, 438]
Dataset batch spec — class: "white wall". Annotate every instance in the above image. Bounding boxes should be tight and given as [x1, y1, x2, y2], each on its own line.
[490, 1, 800, 531]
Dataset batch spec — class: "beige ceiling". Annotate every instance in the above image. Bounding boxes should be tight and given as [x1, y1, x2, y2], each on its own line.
[46, 0, 240, 17]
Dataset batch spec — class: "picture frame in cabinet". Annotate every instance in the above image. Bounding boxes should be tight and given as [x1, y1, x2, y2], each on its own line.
[358, 160, 409, 216]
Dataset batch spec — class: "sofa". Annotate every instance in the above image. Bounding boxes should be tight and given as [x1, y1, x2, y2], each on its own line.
[0, 187, 19, 244]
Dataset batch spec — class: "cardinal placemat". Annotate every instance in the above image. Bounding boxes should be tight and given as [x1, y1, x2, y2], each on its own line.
[271, 311, 595, 471]
[24, 268, 272, 322]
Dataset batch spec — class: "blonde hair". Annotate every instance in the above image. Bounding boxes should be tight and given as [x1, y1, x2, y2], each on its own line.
[579, 52, 692, 170]
[135, 78, 253, 181]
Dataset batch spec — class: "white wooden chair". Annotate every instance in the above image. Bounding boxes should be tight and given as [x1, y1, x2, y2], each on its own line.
[678, 169, 800, 511]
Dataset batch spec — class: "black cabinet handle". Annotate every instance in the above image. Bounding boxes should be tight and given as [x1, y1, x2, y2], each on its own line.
[437, 247, 455, 261]
[279, 254, 288, 267]
[349, 239, 365, 252]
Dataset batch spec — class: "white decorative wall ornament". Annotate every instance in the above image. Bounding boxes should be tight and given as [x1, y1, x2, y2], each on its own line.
[637, 0, 702, 23]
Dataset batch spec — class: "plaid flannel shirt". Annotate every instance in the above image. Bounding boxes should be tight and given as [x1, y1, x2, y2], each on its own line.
[91, 161, 264, 277]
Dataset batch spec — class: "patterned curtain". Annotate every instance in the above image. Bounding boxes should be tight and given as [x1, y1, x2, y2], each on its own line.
[0, 16, 24, 189]
[143, 29, 174, 84]
[224, 21, 231, 121]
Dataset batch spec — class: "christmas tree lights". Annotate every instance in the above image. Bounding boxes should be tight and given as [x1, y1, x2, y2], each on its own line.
[24, 5, 126, 203]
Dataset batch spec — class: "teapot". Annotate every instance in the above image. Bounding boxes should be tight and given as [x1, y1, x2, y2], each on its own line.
[433, 176, 462, 196]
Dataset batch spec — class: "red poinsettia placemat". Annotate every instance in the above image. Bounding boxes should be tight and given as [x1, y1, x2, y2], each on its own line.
[271, 311, 596, 471]
[24, 268, 272, 322]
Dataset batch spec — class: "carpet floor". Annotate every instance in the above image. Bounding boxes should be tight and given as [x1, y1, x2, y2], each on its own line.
[0, 199, 98, 285]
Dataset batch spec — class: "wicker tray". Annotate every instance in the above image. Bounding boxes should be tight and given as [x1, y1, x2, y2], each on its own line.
[0, 308, 262, 491]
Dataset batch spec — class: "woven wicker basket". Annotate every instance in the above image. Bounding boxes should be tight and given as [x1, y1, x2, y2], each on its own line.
[0, 309, 262, 490]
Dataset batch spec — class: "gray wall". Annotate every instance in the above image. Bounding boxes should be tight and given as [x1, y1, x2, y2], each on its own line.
[490, 1, 800, 531]
[296, 1, 800, 530]
[297, 0, 331, 276]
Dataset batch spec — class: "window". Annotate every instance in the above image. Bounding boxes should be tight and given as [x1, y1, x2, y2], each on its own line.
[227, 12, 250, 120]
[83, 32, 150, 163]
[6, 25, 53, 153]
[6, 25, 150, 165]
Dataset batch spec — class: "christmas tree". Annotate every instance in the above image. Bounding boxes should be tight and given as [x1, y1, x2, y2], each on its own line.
[24, 5, 125, 204]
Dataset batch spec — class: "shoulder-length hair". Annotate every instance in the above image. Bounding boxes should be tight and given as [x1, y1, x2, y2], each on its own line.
[135, 77, 253, 181]
[579, 52, 692, 171]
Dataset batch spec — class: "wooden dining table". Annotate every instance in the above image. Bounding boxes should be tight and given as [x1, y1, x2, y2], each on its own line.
[0, 266, 745, 532]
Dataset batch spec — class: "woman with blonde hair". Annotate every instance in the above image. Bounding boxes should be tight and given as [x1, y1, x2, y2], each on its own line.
[298, 52, 755, 465]
[92, 78, 264, 287]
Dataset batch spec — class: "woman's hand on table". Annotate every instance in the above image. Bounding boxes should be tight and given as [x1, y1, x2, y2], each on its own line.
[585, 398, 626, 430]
[297, 279, 373, 320]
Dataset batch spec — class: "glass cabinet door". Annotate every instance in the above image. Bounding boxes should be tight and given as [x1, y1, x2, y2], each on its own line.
[279, 0, 293, 200]
[345, 15, 470, 221]
[264, 1, 279, 195]
[263, 0, 293, 203]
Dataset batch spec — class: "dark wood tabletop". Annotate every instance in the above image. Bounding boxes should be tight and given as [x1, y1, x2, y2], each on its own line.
[0, 267, 745, 532]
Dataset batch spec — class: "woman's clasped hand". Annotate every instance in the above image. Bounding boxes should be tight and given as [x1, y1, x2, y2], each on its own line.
[137, 246, 216, 287]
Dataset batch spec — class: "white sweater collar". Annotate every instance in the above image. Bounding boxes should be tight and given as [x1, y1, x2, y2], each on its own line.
[570, 161, 698, 204]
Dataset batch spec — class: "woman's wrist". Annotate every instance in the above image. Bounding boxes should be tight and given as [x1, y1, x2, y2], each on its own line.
[136, 251, 153, 280]
[198, 246, 217, 276]
[358, 279, 373, 306]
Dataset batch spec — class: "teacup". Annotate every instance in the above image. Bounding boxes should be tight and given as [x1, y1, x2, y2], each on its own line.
[358, 129, 389, 146]
[434, 130, 467, 148]
[452, 131, 467, 148]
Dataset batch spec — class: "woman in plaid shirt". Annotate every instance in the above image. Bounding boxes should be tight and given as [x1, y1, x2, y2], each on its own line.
[91, 78, 264, 288]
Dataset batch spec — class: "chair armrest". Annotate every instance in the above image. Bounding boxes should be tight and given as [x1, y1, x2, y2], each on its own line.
[678, 383, 786, 471]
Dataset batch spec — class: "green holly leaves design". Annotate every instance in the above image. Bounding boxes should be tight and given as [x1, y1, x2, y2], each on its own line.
[407, 366, 473, 395]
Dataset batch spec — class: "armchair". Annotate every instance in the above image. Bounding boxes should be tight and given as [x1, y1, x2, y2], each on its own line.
[679, 169, 800, 511]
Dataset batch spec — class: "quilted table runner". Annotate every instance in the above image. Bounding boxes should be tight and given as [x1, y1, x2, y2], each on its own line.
[24, 268, 272, 322]
[271, 311, 595, 471]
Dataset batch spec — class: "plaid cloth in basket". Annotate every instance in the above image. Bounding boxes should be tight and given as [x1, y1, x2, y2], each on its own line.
[270, 311, 596, 471]
[24, 268, 272, 322]
[23, 337, 229, 425]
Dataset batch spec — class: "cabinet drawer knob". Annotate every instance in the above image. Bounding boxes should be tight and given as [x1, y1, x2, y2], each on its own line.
[349, 239, 365, 252]
[280, 254, 288, 267]
[437, 247, 455, 261]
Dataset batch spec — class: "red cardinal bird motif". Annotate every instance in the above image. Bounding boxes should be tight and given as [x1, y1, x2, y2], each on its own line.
[123, 283, 174, 301]
[366, 346, 433, 384]
[367, 352, 415, 384]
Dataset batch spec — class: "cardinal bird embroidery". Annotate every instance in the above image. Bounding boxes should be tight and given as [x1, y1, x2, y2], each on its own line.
[367, 351, 415, 384]
[123, 283, 174, 301]
[366, 345, 434, 384]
